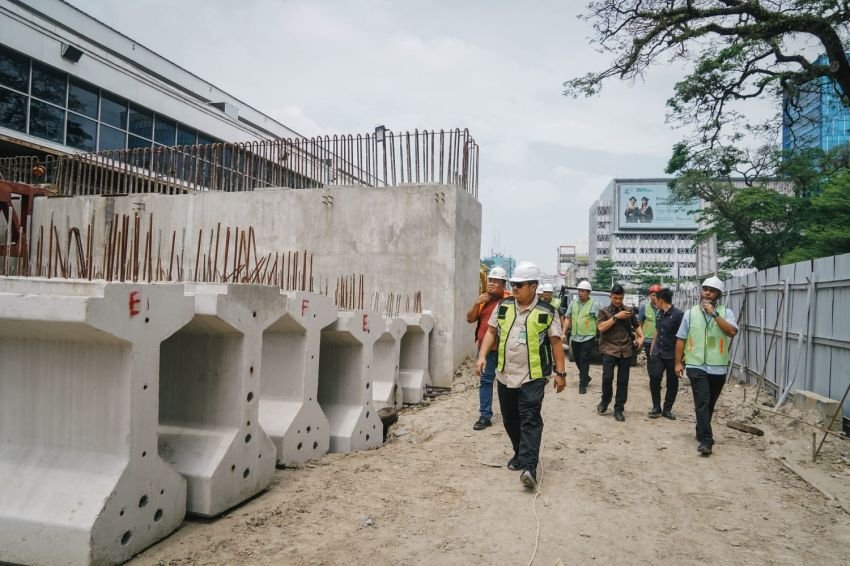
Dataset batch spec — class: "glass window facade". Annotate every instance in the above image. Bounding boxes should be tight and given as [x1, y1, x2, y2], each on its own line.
[783, 54, 850, 153]
[0, 43, 220, 152]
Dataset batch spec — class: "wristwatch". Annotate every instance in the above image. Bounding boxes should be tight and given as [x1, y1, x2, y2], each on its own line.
[555, 370, 567, 378]
[711, 312, 719, 318]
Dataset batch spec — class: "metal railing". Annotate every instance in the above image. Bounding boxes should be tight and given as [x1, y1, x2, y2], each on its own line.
[0, 128, 479, 197]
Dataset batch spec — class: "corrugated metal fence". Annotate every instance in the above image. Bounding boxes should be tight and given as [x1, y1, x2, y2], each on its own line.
[677, 254, 850, 420]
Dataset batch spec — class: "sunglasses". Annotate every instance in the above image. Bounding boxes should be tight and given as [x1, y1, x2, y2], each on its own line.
[513, 282, 531, 289]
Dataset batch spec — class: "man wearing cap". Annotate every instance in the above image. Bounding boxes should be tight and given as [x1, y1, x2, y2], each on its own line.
[467, 266, 511, 430]
[675, 276, 738, 455]
[638, 284, 662, 361]
[476, 261, 567, 490]
[647, 287, 683, 419]
[564, 280, 600, 394]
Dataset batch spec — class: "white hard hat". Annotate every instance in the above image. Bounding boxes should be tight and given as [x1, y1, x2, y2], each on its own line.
[577, 280, 592, 291]
[509, 261, 540, 283]
[540, 283, 554, 293]
[487, 266, 507, 280]
[701, 276, 724, 293]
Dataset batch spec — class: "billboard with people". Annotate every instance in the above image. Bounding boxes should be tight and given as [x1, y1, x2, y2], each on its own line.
[617, 182, 698, 230]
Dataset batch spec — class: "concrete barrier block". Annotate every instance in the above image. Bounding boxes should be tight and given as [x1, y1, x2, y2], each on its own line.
[260, 291, 337, 466]
[319, 310, 386, 452]
[398, 312, 434, 404]
[792, 390, 843, 431]
[0, 277, 193, 566]
[372, 317, 408, 411]
[159, 283, 280, 518]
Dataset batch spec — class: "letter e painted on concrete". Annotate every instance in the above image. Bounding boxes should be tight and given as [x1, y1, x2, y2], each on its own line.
[362, 314, 368, 332]
[129, 291, 141, 317]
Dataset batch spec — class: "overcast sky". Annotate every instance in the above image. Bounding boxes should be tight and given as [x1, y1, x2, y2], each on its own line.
[67, 0, 765, 274]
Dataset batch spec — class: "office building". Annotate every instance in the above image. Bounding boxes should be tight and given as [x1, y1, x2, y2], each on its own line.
[782, 54, 850, 153]
[0, 0, 299, 158]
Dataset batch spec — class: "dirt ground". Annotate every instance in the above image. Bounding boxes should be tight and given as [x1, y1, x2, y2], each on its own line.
[131, 359, 850, 565]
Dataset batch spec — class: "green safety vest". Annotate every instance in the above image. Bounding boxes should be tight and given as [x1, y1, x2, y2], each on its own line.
[496, 298, 555, 379]
[684, 305, 730, 366]
[570, 299, 597, 337]
[642, 305, 657, 341]
[547, 297, 560, 310]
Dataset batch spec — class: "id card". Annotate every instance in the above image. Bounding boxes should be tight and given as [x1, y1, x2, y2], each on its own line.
[519, 329, 527, 345]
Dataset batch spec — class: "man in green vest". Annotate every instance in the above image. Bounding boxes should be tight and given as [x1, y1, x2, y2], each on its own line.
[537, 283, 560, 310]
[638, 283, 661, 361]
[476, 261, 567, 490]
[564, 280, 600, 394]
[675, 276, 738, 456]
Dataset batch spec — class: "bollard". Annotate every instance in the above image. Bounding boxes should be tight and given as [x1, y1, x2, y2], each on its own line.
[259, 291, 337, 466]
[319, 310, 386, 452]
[0, 277, 193, 566]
[398, 312, 434, 404]
[372, 317, 408, 411]
[158, 283, 279, 517]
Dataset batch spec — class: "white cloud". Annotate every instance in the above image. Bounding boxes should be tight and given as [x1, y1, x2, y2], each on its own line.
[68, 0, 776, 273]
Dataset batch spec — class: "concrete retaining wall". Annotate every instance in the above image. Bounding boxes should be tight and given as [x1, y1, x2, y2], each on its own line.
[372, 317, 407, 411]
[31, 183, 481, 386]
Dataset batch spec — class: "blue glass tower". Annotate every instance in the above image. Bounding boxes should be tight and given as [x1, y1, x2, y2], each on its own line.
[783, 54, 850, 153]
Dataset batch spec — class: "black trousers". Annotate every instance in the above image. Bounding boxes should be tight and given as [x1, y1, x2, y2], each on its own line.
[648, 356, 679, 411]
[498, 378, 546, 474]
[601, 354, 631, 411]
[687, 368, 727, 444]
[570, 338, 595, 387]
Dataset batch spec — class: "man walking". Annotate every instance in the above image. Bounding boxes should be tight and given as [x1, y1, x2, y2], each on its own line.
[675, 276, 738, 456]
[647, 287, 683, 419]
[564, 280, 600, 394]
[466, 266, 510, 430]
[596, 284, 642, 422]
[638, 284, 661, 361]
[476, 261, 567, 489]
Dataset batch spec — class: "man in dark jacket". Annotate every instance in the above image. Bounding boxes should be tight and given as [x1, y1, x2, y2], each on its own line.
[647, 288, 683, 419]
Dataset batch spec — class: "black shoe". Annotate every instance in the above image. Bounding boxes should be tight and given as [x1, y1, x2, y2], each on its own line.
[698, 442, 713, 456]
[507, 457, 521, 471]
[662, 410, 677, 420]
[614, 411, 625, 422]
[472, 417, 491, 430]
[579, 385, 587, 394]
[597, 402, 608, 414]
[648, 407, 662, 418]
[520, 469, 537, 489]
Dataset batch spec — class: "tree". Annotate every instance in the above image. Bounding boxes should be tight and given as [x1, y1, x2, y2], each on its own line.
[629, 261, 675, 294]
[592, 257, 620, 291]
[564, 1, 850, 157]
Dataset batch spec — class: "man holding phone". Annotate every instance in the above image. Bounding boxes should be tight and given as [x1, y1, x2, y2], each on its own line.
[675, 276, 738, 456]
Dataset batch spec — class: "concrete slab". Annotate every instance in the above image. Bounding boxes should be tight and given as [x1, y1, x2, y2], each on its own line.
[398, 312, 434, 404]
[159, 283, 279, 517]
[259, 291, 337, 466]
[372, 317, 408, 411]
[0, 277, 193, 566]
[319, 310, 386, 452]
[792, 390, 844, 431]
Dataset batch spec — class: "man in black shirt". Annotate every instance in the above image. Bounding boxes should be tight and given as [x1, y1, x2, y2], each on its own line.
[648, 288, 683, 419]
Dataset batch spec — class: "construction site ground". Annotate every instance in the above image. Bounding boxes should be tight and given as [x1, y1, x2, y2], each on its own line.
[131, 360, 850, 565]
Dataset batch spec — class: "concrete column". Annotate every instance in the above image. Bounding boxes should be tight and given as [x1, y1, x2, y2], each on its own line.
[398, 312, 434, 404]
[158, 283, 279, 517]
[319, 310, 386, 452]
[0, 278, 193, 566]
[372, 317, 407, 411]
[259, 291, 337, 466]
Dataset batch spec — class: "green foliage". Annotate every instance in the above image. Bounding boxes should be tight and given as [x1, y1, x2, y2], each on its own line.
[591, 257, 620, 291]
[629, 262, 676, 295]
[784, 168, 850, 263]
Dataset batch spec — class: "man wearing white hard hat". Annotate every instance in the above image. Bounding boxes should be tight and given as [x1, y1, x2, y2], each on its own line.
[675, 276, 738, 456]
[537, 283, 560, 310]
[564, 280, 600, 394]
[476, 261, 567, 490]
[467, 266, 511, 430]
